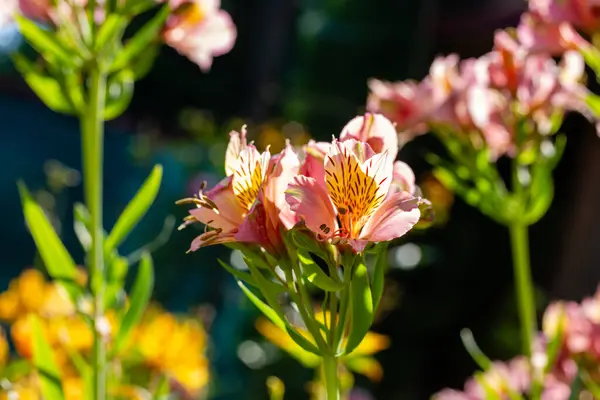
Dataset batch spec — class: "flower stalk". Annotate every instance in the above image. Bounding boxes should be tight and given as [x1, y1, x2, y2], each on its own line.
[80, 66, 108, 400]
[322, 354, 340, 400]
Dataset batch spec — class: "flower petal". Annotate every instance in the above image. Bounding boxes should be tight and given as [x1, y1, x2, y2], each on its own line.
[391, 161, 416, 195]
[286, 175, 337, 237]
[189, 176, 245, 231]
[360, 192, 420, 243]
[224, 126, 247, 176]
[340, 113, 399, 161]
[264, 142, 300, 230]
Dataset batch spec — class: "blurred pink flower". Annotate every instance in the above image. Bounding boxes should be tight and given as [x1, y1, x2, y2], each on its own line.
[434, 356, 572, 400]
[164, 0, 236, 72]
[528, 0, 600, 34]
[286, 138, 421, 253]
[18, 0, 51, 21]
[367, 55, 460, 145]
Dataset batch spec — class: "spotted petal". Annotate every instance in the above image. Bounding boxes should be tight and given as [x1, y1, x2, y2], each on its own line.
[286, 175, 337, 238]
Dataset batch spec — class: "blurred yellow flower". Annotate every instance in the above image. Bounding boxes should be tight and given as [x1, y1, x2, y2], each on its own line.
[419, 173, 454, 226]
[255, 313, 391, 382]
[0, 327, 8, 368]
[0, 269, 76, 323]
[129, 305, 210, 395]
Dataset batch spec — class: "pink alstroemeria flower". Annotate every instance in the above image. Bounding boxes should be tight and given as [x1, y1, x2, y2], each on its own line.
[299, 114, 417, 197]
[181, 127, 300, 255]
[528, 0, 600, 35]
[18, 0, 52, 21]
[164, 0, 236, 72]
[286, 139, 421, 253]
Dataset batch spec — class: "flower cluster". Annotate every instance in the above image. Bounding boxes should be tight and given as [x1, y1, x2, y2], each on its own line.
[5, 0, 236, 72]
[0, 269, 211, 399]
[516, 0, 600, 56]
[434, 287, 600, 400]
[368, 30, 594, 160]
[179, 113, 425, 256]
[163, 0, 237, 71]
[433, 356, 572, 400]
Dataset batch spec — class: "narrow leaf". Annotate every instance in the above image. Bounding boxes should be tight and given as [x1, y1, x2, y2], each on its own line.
[95, 14, 128, 52]
[16, 16, 79, 67]
[460, 329, 493, 371]
[298, 250, 343, 292]
[237, 281, 321, 355]
[18, 182, 80, 299]
[73, 202, 92, 251]
[113, 252, 154, 354]
[106, 165, 163, 250]
[344, 260, 374, 355]
[12, 54, 75, 115]
[104, 69, 134, 121]
[217, 259, 257, 287]
[111, 5, 169, 72]
[371, 243, 388, 312]
[31, 315, 65, 400]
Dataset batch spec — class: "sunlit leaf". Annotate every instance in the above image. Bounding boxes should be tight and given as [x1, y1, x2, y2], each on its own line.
[113, 252, 154, 354]
[218, 259, 257, 287]
[344, 260, 373, 355]
[16, 16, 80, 68]
[370, 243, 388, 312]
[104, 69, 134, 121]
[12, 54, 75, 115]
[31, 315, 65, 400]
[105, 164, 163, 250]
[18, 182, 80, 299]
[237, 281, 321, 355]
[298, 250, 343, 292]
[111, 5, 169, 72]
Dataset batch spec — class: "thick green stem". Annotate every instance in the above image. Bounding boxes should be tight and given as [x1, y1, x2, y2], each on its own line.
[509, 223, 536, 357]
[81, 68, 107, 400]
[509, 160, 537, 357]
[322, 355, 340, 400]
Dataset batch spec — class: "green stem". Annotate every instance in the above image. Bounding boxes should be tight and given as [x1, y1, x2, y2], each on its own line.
[322, 355, 340, 400]
[509, 162, 537, 358]
[81, 68, 107, 400]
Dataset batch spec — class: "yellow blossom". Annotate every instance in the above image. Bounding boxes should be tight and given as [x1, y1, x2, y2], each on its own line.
[255, 314, 391, 382]
[128, 305, 210, 395]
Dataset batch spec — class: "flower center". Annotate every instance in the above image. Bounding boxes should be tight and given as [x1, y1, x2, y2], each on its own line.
[324, 149, 387, 238]
[232, 151, 266, 211]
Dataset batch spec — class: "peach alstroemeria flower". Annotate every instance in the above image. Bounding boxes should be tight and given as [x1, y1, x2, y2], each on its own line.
[164, 0, 236, 72]
[179, 128, 270, 251]
[181, 128, 300, 254]
[286, 139, 421, 253]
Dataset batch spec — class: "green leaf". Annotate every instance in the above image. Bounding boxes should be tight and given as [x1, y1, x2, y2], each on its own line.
[586, 92, 600, 117]
[370, 243, 388, 312]
[297, 250, 343, 292]
[237, 281, 321, 355]
[105, 165, 163, 250]
[95, 14, 128, 53]
[31, 315, 65, 400]
[113, 252, 154, 354]
[73, 202, 92, 251]
[217, 259, 257, 287]
[131, 45, 161, 80]
[18, 182, 80, 299]
[291, 230, 331, 262]
[460, 329, 493, 371]
[16, 16, 80, 68]
[580, 44, 600, 81]
[104, 69, 135, 121]
[12, 54, 76, 115]
[111, 5, 170, 72]
[344, 260, 373, 355]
